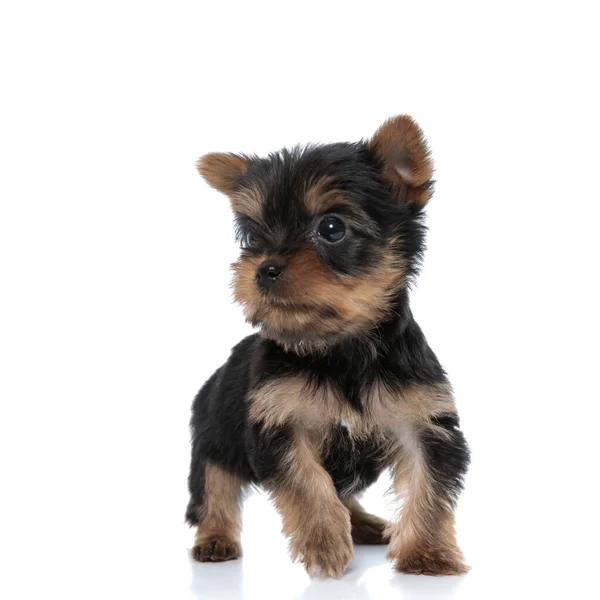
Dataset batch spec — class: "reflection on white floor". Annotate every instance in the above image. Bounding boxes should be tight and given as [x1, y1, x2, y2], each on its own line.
[189, 545, 468, 600]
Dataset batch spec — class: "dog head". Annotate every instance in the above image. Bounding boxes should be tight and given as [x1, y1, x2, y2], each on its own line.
[197, 115, 433, 354]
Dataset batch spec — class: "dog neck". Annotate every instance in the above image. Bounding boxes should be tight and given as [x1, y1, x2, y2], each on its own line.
[260, 290, 412, 360]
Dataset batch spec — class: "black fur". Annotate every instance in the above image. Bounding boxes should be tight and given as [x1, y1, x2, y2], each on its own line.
[423, 414, 470, 505]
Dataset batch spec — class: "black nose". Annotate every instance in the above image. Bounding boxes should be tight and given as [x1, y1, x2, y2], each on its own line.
[255, 260, 284, 290]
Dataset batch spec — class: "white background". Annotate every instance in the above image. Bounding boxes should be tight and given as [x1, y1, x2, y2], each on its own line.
[1, 2, 599, 599]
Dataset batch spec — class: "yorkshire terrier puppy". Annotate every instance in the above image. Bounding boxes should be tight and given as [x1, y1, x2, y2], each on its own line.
[186, 115, 470, 577]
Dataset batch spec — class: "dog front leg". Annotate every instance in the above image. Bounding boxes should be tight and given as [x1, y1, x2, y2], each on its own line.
[266, 430, 353, 578]
[385, 391, 470, 575]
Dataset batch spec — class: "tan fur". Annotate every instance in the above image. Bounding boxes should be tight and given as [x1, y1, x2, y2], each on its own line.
[387, 509, 468, 575]
[385, 419, 468, 575]
[370, 115, 434, 206]
[249, 377, 455, 437]
[342, 497, 390, 545]
[232, 246, 406, 353]
[230, 183, 264, 221]
[303, 177, 343, 214]
[269, 431, 353, 578]
[192, 462, 244, 562]
[197, 153, 249, 197]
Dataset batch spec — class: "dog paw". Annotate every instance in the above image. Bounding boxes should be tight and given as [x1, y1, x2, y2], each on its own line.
[388, 545, 469, 576]
[191, 536, 242, 562]
[292, 528, 354, 579]
[350, 512, 390, 545]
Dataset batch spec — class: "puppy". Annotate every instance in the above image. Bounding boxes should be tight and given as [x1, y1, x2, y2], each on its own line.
[186, 115, 470, 577]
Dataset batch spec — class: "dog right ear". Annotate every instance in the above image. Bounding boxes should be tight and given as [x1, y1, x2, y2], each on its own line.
[197, 153, 249, 196]
[369, 115, 434, 207]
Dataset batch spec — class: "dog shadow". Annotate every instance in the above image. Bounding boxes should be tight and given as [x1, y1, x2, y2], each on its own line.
[189, 546, 467, 599]
[300, 546, 466, 600]
[385, 567, 467, 600]
[298, 546, 387, 600]
[189, 554, 245, 599]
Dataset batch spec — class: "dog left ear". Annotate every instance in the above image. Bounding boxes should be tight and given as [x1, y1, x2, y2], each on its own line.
[196, 153, 249, 196]
[369, 115, 434, 206]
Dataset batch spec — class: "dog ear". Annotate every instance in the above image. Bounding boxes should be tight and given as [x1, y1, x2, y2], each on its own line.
[369, 115, 434, 206]
[196, 153, 249, 196]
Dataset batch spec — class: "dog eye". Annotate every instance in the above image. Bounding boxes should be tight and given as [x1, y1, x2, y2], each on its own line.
[240, 232, 257, 249]
[317, 216, 346, 243]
